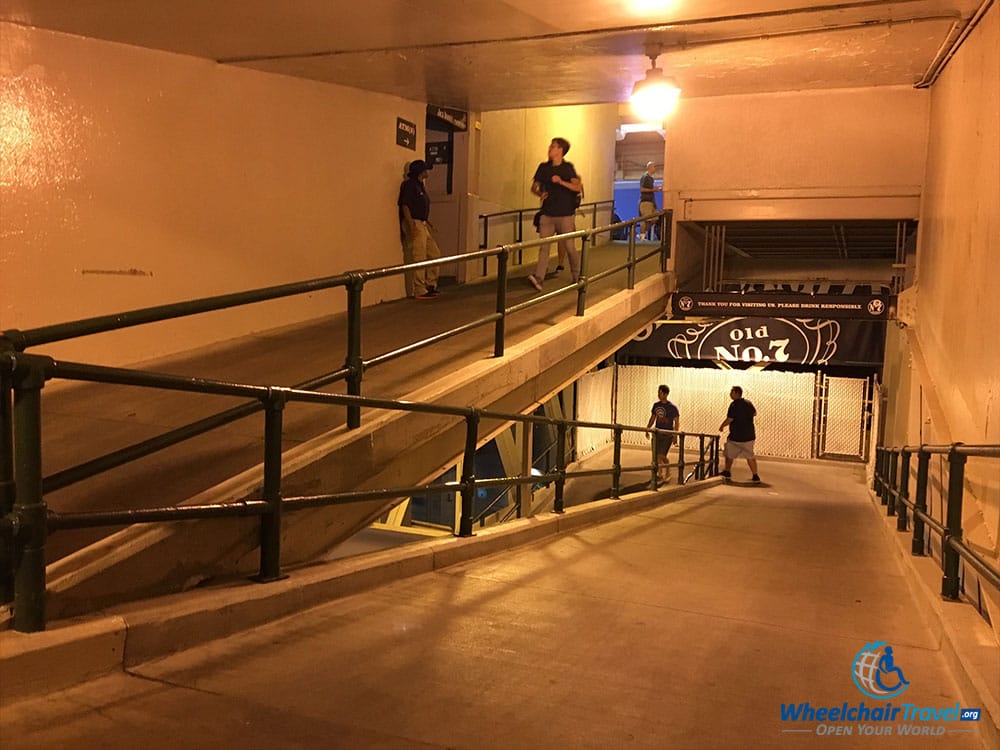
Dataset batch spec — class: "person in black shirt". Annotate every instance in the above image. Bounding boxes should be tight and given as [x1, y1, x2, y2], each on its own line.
[397, 159, 441, 300]
[527, 137, 583, 292]
[638, 161, 661, 240]
[718, 385, 760, 483]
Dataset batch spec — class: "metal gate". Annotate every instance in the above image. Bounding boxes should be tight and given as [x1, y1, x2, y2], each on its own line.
[815, 374, 874, 461]
[584, 366, 873, 462]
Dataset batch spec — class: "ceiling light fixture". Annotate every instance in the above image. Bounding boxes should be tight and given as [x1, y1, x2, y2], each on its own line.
[630, 46, 681, 123]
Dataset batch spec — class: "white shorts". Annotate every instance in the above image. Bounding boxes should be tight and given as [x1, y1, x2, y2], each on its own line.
[725, 440, 756, 459]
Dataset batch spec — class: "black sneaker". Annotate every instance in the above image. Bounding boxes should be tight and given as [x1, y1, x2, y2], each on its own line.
[556, 264, 565, 272]
[721, 470, 731, 480]
[752, 474, 761, 483]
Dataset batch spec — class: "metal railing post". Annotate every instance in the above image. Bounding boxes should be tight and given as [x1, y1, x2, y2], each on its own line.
[913, 449, 930, 556]
[516, 212, 523, 245]
[660, 210, 672, 271]
[650, 431, 659, 488]
[482, 216, 489, 250]
[941, 444, 966, 600]
[611, 427, 622, 499]
[897, 450, 911, 531]
[256, 392, 286, 582]
[591, 203, 598, 233]
[554, 423, 567, 513]
[879, 448, 889, 505]
[887, 448, 898, 516]
[344, 274, 364, 429]
[677, 434, 686, 484]
[697, 435, 706, 480]
[494, 247, 509, 357]
[628, 221, 637, 284]
[626, 221, 637, 289]
[576, 235, 588, 316]
[11, 356, 49, 632]
[873, 447, 882, 492]
[0, 365, 14, 604]
[458, 411, 480, 537]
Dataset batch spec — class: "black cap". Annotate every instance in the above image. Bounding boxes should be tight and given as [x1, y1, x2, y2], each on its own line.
[408, 159, 433, 176]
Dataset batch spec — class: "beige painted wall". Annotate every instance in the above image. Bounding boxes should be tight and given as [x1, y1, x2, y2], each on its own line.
[883, 4, 999, 637]
[1, 23, 426, 366]
[478, 104, 619, 218]
[913, 4, 1000, 446]
[664, 85, 929, 195]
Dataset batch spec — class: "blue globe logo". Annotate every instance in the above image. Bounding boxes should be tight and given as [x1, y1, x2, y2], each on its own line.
[852, 641, 910, 700]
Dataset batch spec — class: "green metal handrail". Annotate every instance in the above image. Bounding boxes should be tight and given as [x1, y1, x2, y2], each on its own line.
[0, 211, 672, 500]
[872, 444, 1000, 604]
[0, 350, 719, 632]
[479, 199, 616, 252]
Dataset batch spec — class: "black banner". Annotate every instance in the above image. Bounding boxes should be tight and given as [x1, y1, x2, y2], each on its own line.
[621, 317, 885, 366]
[396, 117, 416, 150]
[427, 105, 468, 131]
[672, 292, 889, 320]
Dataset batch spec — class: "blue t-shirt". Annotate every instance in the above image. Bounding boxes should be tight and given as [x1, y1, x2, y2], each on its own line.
[651, 400, 679, 430]
[640, 172, 657, 206]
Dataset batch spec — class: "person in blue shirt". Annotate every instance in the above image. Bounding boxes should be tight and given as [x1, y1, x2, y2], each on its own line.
[398, 159, 441, 300]
[638, 161, 662, 240]
[646, 384, 680, 484]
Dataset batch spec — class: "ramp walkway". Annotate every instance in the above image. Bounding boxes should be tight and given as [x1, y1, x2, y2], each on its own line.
[2, 459, 992, 749]
[5, 238, 676, 620]
[35, 241, 664, 562]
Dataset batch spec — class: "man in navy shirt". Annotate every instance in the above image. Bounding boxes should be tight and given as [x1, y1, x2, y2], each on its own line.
[638, 161, 661, 240]
[719, 386, 760, 483]
[646, 384, 680, 484]
[527, 137, 583, 292]
[398, 159, 441, 300]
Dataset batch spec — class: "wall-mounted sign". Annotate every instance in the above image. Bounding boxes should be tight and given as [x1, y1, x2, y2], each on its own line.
[427, 105, 468, 131]
[671, 292, 890, 320]
[396, 117, 416, 150]
[619, 317, 886, 366]
[426, 142, 451, 165]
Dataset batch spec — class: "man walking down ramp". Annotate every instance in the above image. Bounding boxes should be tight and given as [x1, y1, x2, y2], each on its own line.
[719, 385, 760, 483]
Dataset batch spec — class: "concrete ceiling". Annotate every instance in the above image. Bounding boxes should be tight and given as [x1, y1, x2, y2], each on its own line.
[0, 1, 985, 110]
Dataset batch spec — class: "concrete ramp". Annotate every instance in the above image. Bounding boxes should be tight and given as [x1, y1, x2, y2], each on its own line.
[42, 274, 671, 619]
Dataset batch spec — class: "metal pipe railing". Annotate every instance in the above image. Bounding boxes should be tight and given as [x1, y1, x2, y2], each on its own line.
[1, 349, 719, 632]
[0, 212, 670, 506]
[873, 444, 1000, 606]
[4, 213, 671, 499]
[479, 200, 615, 254]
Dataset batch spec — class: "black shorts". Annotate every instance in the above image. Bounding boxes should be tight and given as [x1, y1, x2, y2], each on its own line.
[655, 433, 675, 456]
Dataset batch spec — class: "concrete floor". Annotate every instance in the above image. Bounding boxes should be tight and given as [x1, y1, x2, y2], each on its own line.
[1, 460, 986, 749]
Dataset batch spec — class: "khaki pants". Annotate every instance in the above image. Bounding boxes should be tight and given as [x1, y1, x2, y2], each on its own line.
[402, 220, 441, 296]
[535, 214, 579, 281]
[638, 201, 657, 234]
